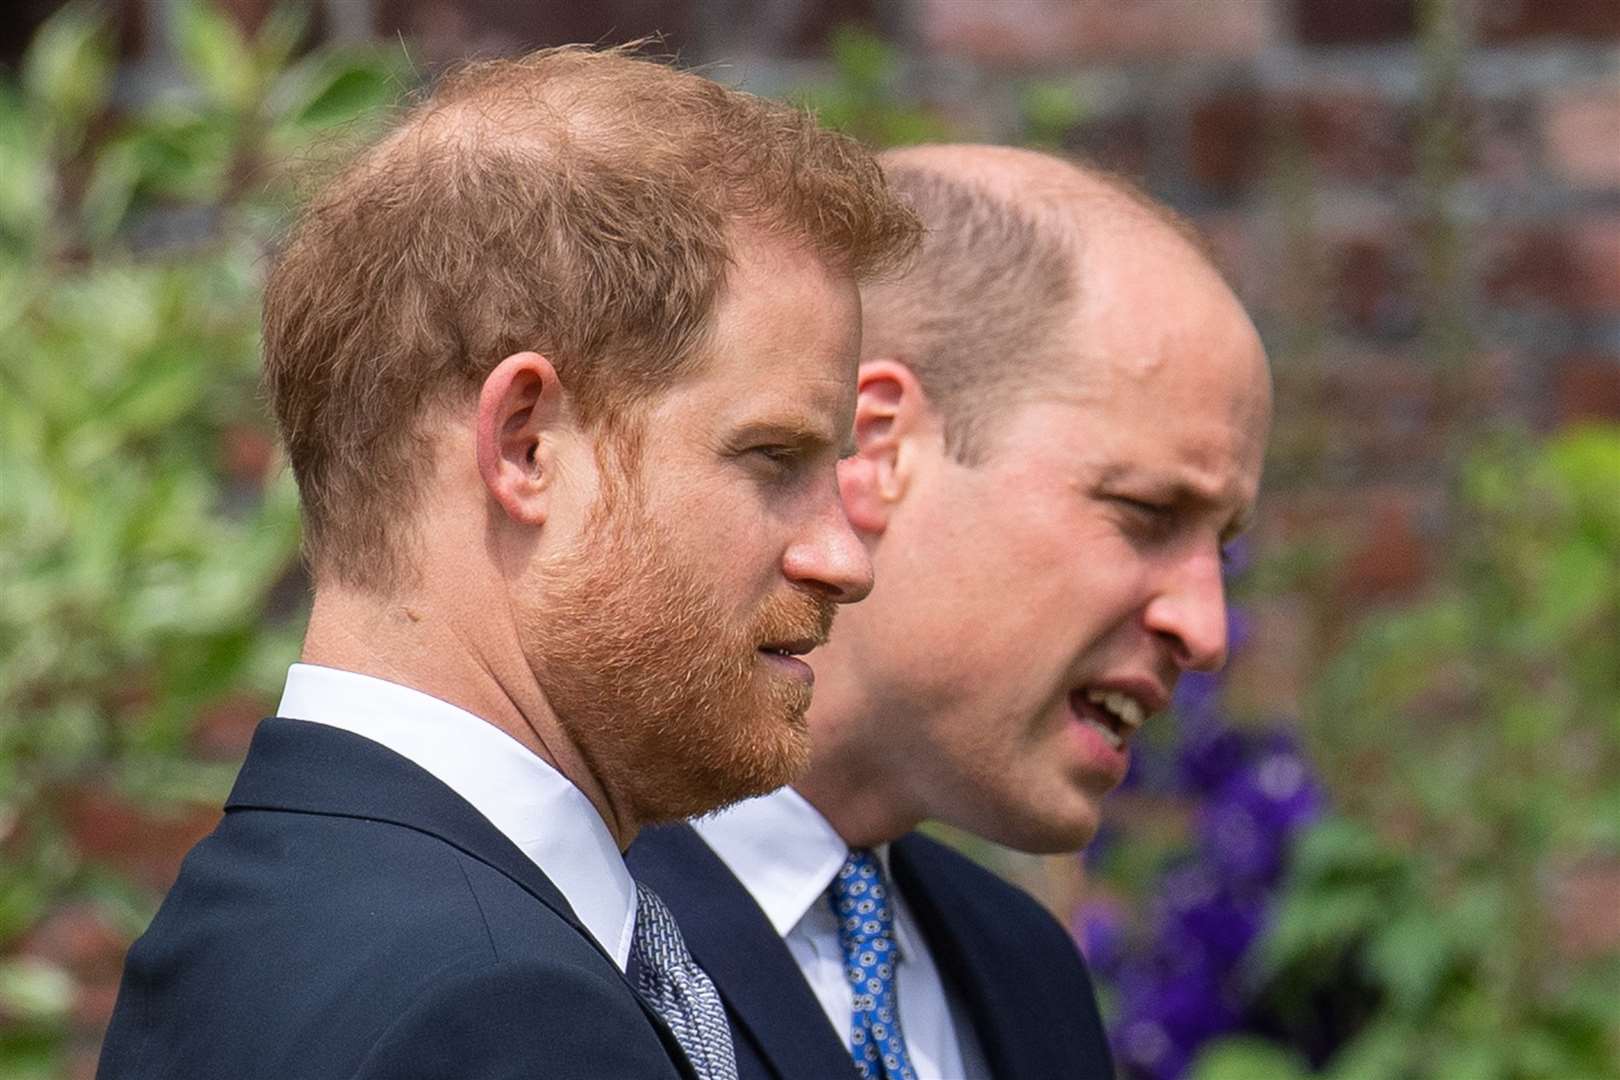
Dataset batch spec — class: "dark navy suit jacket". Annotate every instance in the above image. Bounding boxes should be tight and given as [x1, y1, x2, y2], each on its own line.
[627, 822, 1114, 1080]
[98, 718, 696, 1080]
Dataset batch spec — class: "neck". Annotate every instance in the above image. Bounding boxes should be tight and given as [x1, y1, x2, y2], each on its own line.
[791, 633, 923, 848]
[300, 583, 641, 848]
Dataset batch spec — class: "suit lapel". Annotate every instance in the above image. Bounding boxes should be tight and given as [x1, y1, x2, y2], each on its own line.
[891, 834, 1038, 1079]
[629, 824, 860, 1080]
[227, 718, 700, 1080]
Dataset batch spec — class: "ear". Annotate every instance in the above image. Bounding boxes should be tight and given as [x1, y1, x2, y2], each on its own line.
[837, 357, 937, 535]
[476, 351, 567, 526]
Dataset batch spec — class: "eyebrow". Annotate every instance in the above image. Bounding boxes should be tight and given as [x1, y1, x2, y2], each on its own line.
[730, 416, 848, 454]
[1098, 465, 1257, 543]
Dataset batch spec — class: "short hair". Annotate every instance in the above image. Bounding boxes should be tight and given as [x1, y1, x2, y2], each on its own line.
[863, 151, 1214, 462]
[262, 44, 921, 590]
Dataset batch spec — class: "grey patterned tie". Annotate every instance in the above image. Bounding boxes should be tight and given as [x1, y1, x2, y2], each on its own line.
[631, 881, 740, 1080]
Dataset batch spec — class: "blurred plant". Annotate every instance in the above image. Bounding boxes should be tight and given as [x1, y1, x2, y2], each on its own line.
[790, 26, 953, 147]
[0, 4, 401, 1074]
[1189, 427, 1620, 1080]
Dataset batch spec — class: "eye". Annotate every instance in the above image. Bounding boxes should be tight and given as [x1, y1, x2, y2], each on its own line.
[1110, 495, 1177, 540]
[1113, 495, 1172, 520]
[750, 445, 800, 466]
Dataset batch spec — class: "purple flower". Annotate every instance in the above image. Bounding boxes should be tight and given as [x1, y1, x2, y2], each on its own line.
[1113, 947, 1241, 1079]
[1199, 742, 1323, 886]
[1157, 864, 1266, 970]
[1175, 720, 1249, 796]
[1172, 671, 1224, 727]
[1074, 899, 1129, 978]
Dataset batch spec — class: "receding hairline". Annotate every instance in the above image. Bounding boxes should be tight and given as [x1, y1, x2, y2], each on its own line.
[878, 143, 1218, 268]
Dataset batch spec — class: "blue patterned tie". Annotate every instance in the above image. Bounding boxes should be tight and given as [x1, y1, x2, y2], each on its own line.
[829, 849, 919, 1080]
[632, 881, 740, 1080]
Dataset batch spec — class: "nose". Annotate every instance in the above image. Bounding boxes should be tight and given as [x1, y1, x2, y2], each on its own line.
[1143, 544, 1229, 672]
[782, 482, 874, 604]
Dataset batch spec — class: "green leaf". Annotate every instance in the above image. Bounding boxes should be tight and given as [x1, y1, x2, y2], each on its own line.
[0, 959, 74, 1022]
[1021, 80, 1087, 148]
[20, 2, 113, 154]
[1324, 1018, 1415, 1080]
[1254, 883, 1387, 976]
[173, 0, 257, 113]
[251, 3, 309, 74]
[1191, 1038, 1311, 1080]
[1290, 816, 1405, 886]
[290, 62, 398, 129]
[79, 138, 145, 243]
[1363, 906, 1453, 1014]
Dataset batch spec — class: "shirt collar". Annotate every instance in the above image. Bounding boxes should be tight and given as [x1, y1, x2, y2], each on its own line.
[276, 663, 636, 970]
[693, 785, 894, 938]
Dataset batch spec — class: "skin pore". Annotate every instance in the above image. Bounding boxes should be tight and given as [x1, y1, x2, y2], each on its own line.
[794, 147, 1273, 853]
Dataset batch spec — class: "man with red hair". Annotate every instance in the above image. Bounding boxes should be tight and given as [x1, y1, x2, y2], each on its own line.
[98, 47, 919, 1080]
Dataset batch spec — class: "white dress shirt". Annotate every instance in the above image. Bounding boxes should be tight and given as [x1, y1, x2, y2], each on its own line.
[276, 662, 636, 970]
[694, 787, 989, 1080]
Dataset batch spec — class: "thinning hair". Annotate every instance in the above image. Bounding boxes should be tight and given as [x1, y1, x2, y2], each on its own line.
[864, 149, 1216, 462]
[262, 44, 921, 591]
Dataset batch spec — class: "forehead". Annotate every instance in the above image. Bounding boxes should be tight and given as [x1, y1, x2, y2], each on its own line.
[993, 229, 1272, 502]
[646, 233, 863, 438]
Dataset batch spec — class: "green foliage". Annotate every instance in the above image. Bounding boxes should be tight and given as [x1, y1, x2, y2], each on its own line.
[1193, 1037, 1312, 1080]
[0, 5, 403, 1072]
[790, 26, 953, 148]
[1206, 429, 1620, 1077]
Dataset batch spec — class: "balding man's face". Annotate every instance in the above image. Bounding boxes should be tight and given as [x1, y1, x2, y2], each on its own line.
[849, 228, 1271, 852]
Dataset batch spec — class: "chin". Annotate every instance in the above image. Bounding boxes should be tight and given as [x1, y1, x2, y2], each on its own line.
[972, 800, 1102, 855]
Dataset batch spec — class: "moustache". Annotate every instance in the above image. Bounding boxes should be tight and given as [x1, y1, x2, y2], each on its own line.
[752, 588, 838, 653]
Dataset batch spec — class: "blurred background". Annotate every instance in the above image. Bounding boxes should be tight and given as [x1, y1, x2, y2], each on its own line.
[2, 1, 1618, 1077]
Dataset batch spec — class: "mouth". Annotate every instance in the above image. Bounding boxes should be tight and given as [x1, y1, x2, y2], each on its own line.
[1068, 685, 1155, 752]
[757, 638, 821, 659]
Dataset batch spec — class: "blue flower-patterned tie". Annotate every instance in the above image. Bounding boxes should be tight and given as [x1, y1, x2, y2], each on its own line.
[829, 849, 919, 1080]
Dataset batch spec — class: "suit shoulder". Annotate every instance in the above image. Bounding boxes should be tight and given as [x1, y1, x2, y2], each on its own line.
[352, 954, 683, 1080]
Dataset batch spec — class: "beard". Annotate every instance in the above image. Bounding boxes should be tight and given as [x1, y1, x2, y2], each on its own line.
[521, 476, 837, 826]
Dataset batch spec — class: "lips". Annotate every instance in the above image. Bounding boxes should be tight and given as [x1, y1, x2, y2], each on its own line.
[758, 638, 821, 658]
[1068, 682, 1161, 751]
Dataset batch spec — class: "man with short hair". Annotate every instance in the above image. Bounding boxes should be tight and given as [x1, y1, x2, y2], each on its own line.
[630, 144, 1273, 1079]
[97, 46, 919, 1080]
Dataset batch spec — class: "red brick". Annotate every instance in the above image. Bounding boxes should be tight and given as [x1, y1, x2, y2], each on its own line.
[375, 0, 698, 64]
[1263, 485, 1436, 604]
[1544, 85, 1620, 190]
[1188, 86, 1266, 196]
[918, 0, 1268, 65]
[16, 904, 129, 981]
[192, 692, 271, 760]
[1553, 354, 1620, 425]
[15, 903, 132, 1032]
[220, 423, 275, 489]
[1340, 492, 1430, 600]
[1479, 0, 1620, 43]
[1485, 218, 1620, 314]
[1329, 233, 1421, 336]
[1197, 211, 1262, 300]
[1295, 0, 1415, 45]
[1063, 110, 1152, 181]
[58, 784, 220, 893]
[1552, 858, 1620, 960]
[1470, 96, 1539, 185]
[212, 0, 275, 36]
[1294, 90, 1415, 182]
